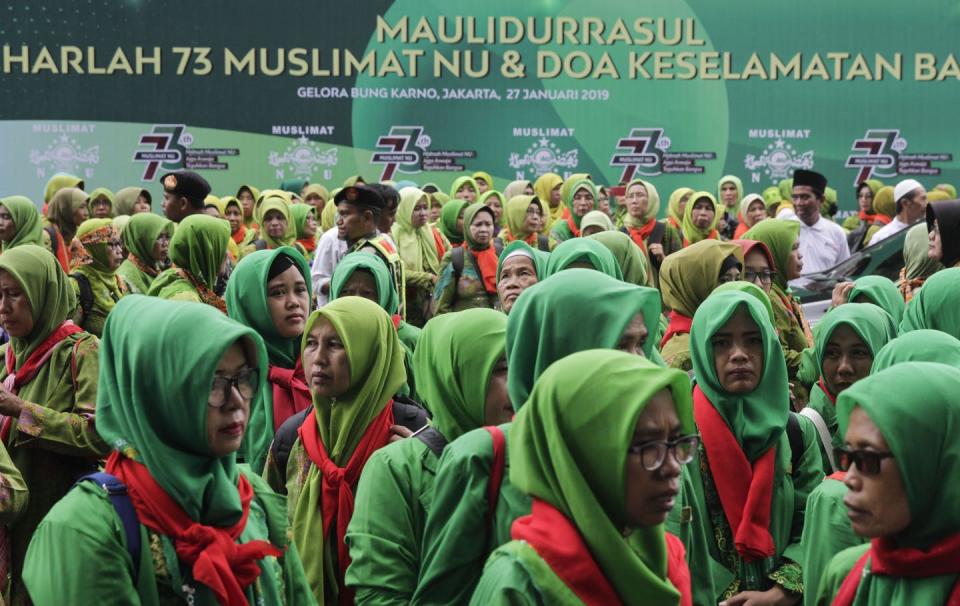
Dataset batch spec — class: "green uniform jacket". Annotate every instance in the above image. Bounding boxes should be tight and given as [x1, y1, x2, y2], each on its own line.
[413, 424, 532, 605]
[23, 467, 315, 606]
[666, 466, 723, 606]
[0, 334, 110, 604]
[800, 477, 865, 606]
[469, 540, 585, 605]
[116, 259, 154, 295]
[146, 269, 202, 302]
[345, 437, 438, 605]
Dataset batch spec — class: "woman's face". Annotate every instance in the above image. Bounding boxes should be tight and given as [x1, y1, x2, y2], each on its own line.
[483, 357, 512, 426]
[263, 209, 288, 239]
[475, 178, 490, 194]
[821, 324, 872, 396]
[429, 199, 443, 223]
[571, 187, 595, 217]
[787, 240, 804, 280]
[305, 193, 325, 217]
[132, 195, 151, 214]
[625, 389, 684, 527]
[746, 200, 767, 227]
[206, 341, 255, 457]
[857, 185, 874, 213]
[549, 184, 562, 206]
[72, 204, 89, 226]
[712, 307, 764, 393]
[842, 406, 911, 538]
[455, 207, 466, 235]
[409, 197, 429, 229]
[616, 313, 648, 357]
[523, 183, 535, 195]
[720, 181, 739, 206]
[469, 211, 494, 246]
[339, 269, 379, 302]
[928, 221, 943, 261]
[303, 212, 318, 238]
[152, 232, 171, 263]
[522, 202, 543, 234]
[225, 205, 243, 233]
[487, 197, 503, 222]
[743, 249, 773, 294]
[456, 183, 477, 202]
[267, 265, 309, 339]
[91, 198, 112, 219]
[105, 237, 124, 270]
[497, 255, 538, 314]
[0, 205, 16, 242]
[302, 315, 352, 399]
[717, 260, 742, 285]
[677, 192, 692, 216]
[626, 184, 649, 220]
[0, 269, 33, 338]
[691, 198, 715, 229]
[238, 190, 255, 219]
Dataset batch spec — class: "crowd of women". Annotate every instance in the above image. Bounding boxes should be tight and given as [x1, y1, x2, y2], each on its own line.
[0, 167, 957, 605]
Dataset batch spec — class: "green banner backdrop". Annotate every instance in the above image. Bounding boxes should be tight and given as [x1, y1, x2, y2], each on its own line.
[2, 0, 958, 217]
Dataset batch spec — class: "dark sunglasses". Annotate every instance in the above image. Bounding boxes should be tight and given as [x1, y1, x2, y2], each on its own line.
[835, 447, 894, 475]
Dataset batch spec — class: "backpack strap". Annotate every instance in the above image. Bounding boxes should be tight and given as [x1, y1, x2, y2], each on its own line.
[536, 234, 550, 252]
[413, 426, 448, 458]
[483, 426, 507, 534]
[648, 220, 666, 246]
[786, 412, 804, 473]
[70, 272, 94, 328]
[451, 246, 465, 281]
[799, 407, 837, 472]
[45, 226, 59, 256]
[78, 472, 141, 576]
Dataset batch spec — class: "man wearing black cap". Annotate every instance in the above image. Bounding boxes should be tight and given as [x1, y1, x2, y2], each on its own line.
[160, 170, 211, 223]
[782, 169, 850, 287]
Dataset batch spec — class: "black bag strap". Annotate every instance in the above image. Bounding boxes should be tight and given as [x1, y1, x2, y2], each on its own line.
[452, 246, 465, 281]
[786, 412, 804, 473]
[648, 221, 666, 246]
[71, 272, 94, 328]
[536, 234, 549, 252]
[414, 426, 448, 458]
[78, 472, 141, 577]
[45, 226, 59, 256]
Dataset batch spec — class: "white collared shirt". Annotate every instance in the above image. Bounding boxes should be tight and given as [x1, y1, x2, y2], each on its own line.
[869, 217, 910, 245]
[780, 210, 851, 288]
[311, 226, 348, 308]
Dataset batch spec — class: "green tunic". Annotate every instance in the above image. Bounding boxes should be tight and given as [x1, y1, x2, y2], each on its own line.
[469, 541, 585, 605]
[800, 477, 865, 606]
[117, 258, 154, 295]
[432, 247, 498, 314]
[23, 468, 315, 606]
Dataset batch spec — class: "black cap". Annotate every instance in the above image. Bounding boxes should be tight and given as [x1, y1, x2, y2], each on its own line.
[792, 170, 827, 196]
[334, 185, 385, 210]
[160, 170, 211, 205]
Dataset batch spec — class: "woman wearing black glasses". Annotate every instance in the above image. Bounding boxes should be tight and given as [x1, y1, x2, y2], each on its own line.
[814, 362, 960, 605]
[683, 290, 822, 606]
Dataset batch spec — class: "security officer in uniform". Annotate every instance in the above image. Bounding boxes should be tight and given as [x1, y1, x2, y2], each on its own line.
[160, 170, 211, 223]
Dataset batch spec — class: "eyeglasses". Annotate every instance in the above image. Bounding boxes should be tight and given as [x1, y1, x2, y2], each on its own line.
[744, 270, 776, 284]
[835, 447, 894, 475]
[208, 367, 259, 408]
[107, 240, 123, 249]
[628, 435, 700, 471]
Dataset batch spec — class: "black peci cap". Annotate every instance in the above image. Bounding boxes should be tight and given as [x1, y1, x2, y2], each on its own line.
[159, 170, 211, 205]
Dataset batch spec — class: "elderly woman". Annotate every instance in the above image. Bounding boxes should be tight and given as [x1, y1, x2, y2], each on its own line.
[148, 214, 231, 311]
[496, 241, 547, 314]
[67, 218, 127, 338]
[497, 195, 552, 251]
[116, 212, 173, 295]
[0, 196, 43, 252]
[432, 203, 501, 314]
[734, 193, 769, 238]
[549, 179, 597, 242]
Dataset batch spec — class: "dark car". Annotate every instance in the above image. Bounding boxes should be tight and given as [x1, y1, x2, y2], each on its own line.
[792, 222, 913, 324]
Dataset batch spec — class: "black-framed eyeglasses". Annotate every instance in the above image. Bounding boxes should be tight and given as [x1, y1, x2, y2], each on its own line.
[835, 447, 894, 475]
[744, 270, 776, 284]
[208, 367, 259, 408]
[628, 435, 700, 471]
[108, 240, 124, 249]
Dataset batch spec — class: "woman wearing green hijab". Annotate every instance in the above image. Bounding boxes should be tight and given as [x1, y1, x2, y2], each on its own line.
[67, 218, 127, 338]
[345, 308, 510, 604]
[549, 179, 597, 242]
[236, 183, 261, 231]
[667, 187, 695, 231]
[0, 196, 43, 251]
[392, 187, 450, 327]
[534, 172, 565, 232]
[681, 191, 722, 246]
[814, 363, 960, 606]
[659, 240, 742, 370]
[496, 240, 548, 315]
[844, 180, 884, 252]
[263, 297, 413, 604]
[897, 223, 942, 302]
[116, 212, 173, 295]
[86, 187, 115, 219]
[873, 329, 960, 371]
[623, 179, 684, 282]
[899, 267, 960, 338]
[42, 174, 84, 209]
[479, 190, 506, 234]
[148, 214, 231, 311]
[450, 175, 479, 203]
[743, 219, 812, 379]
[544, 235, 623, 280]
[471, 351, 696, 605]
[290, 203, 319, 263]
[246, 195, 307, 258]
[113, 186, 152, 216]
[23, 295, 314, 605]
[0, 245, 109, 603]
[845, 276, 905, 324]
[686, 290, 821, 604]
[589, 230, 651, 287]
[472, 170, 495, 194]
[496, 194, 553, 251]
[579, 209, 616, 236]
[226, 248, 312, 473]
[432, 203, 501, 314]
[717, 175, 744, 239]
[42, 186, 88, 272]
[437, 198, 469, 246]
[415, 269, 663, 604]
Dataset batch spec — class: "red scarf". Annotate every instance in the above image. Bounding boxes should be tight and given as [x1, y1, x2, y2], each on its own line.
[858, 210, 875, 222]
[431, 226, 448, 259]
[668, 216, 681, 230]
[105, 452, 282, 605]
[511, 499, 691, 606]
[659, 312, 693, 350]
[471, 246, 500, 294]
[682, 229, 719, 248]
[626, 219, 658, 254]
[297, 404, 395, 605]
[733, 221, 750, 239]
[693, 386, 776, 561]
[174, 267, 227, 314]
[50, 227, 71, 273]
[832, 532, 960, 606]
[873, 214, 893, 226]
[560, 207, 582, 238]
[231, 225, 247, 245]
[267, 359, 312, 431]
[297, 238, 316, 254]
[818, 378, 837, 406]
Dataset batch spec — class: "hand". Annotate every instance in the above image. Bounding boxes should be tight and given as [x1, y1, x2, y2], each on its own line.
[831, 281, 855, 308]
[388, 424, 414, 443]
[0, 385, 25, 418]
[649, 243, 665, 262]
[719, 585, 801, 606]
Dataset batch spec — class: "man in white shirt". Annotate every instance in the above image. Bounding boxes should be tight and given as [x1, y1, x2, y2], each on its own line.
[869, 179, 927, 244]
[310, 224, 348, 308]
[781, 169, 851, 288]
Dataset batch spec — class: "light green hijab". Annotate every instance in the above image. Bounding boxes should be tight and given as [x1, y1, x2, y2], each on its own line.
[158, 214, 231, 290]
[72, 218, 124, 308]
[588, 230, 649, 287]
[743, 219, 801, 291]
[667, 187, 694, 226]
[0, 196, 43, 250]
[506, 269, 662, 407]
[564, 179, 598, 228]
[449, 176, 479, 202]
[114, 187, 151, 216]
[438, 199, 470, 245]
[511, 350, 692, 605]
[45, 187, 88, 241]
[872, 329, 960, 372]
[122, 212, 172, 265]
[393, 187, 442, 274]
[717, 175, 743, 209]
[624, 179, 661, 226]
[503, 195, 543, 242]
[43, 174, 84, 205]
[545, 237, 623, 280]
[902, 223, 943, 281]
[848, 276, 906, 324]
[899, 267, 960, 338]
[814, 303, 896, 391]
[690, 291, 790, 459]
[258, 196, 297, 248]
[659, 239, 741, 317]
[681, 191, 721, 244]
[86, 187, 115, 217]
[413, 308, 506, 441]
[478, 190, 506, 225]
[290, 204, 316, 240]
[329, 252, 400, 315]
[580, 210, 615, 233]
[462, 203, 495, 251]
[497, 240, 547, 283]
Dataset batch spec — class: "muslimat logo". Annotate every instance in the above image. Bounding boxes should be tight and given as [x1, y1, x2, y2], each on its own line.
[133, 125, 187, 181]
[371, 126, 425, 181]
[844, 129, 903, 185]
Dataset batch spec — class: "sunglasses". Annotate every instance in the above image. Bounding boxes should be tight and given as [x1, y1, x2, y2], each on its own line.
[834, 447, 894, 475]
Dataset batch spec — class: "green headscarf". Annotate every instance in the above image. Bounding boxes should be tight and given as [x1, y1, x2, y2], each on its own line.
[258, 196, 297, 248]
[122, 212, 172, 265]
[472, 171, 495, 191]
[588, 230, 649, 287]
[563, 179, 598, 229]
[0, 245, 75, 368]
[114, 187, 151, 216]
[659, 239, 741, 317]
[86, 187, 115, 217]
[872, 186, 896, 217]
[579, 210, 615, 233]
[329, 252, 400, 315]
[902, 223, 943, 280]
[743, 218, 801, 291]
[717, 175, 743, 209]
[462, 203, 495, 251]
[872, 329, 960, 373]
[496, 240, 548, 283]
[837, 362, 960, 549]
[72, 218, 124, 308]
[0, 196, 43, 250]
[534, 173, 565, 231]
[237, 184, 262, 227]
[342, 175, 365, 188]
[393, 187, 442, 274]
[413, 308, 506, 441]
[690, 291, 789, 459]
[545, 237, 623, 280]
[302, 183, 329, 203]
[97, 295, 267, 525]
[510, 351, 692, 605]
[848, 276, 906, 324]
[936, 183, 958, 198]
[438, 199, 469, 245]
[681, 191, 721, 244]
[814, 303, 896, 381]
[45, 187, 88, 240]
[43, 174, 84, 205]
[280, 178, 308, 195]
[559, 173, 592, 206]
[762, 186, 782, 210]
[713, 280, 776, 327]
[623, 179, 661, 226]
[667, 187, 694, 226]
[503, 195, 542, 242]
[289, 204, 315, 241]
[449, 176, 479, 201]
[899, 267, 960, 337]
[778, 178, 793, 202]
[506, 269, 662, 407]
[167, 214, 231, 289]
[478, 190, 506, 226]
